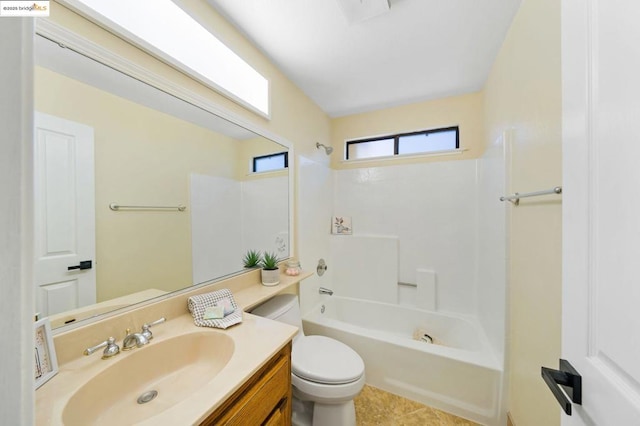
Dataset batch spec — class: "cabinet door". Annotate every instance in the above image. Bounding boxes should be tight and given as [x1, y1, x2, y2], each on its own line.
[201, 342, 292, 426]
[224, 355, 289, 425]
[263, 400, 286, 426]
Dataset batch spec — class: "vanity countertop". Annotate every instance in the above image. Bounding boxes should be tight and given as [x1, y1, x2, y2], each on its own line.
[36, 270, 313, 425]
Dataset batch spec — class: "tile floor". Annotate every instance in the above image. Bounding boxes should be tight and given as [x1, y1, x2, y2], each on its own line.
[354, 385, 480, 426]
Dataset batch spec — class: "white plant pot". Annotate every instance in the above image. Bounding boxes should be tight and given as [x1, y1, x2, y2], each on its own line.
[261, 268, 280, 286]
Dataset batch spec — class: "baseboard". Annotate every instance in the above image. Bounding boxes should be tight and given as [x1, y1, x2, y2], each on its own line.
[507, 412, 516, 426]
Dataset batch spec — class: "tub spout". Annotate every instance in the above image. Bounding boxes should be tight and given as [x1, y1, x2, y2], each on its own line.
[319, 287, 334, 296]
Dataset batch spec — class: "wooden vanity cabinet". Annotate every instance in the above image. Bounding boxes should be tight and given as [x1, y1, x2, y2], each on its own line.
[201, 342, 292, 426]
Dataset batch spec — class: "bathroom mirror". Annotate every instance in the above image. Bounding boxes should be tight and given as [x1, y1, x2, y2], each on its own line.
[34, 34, 291, 330]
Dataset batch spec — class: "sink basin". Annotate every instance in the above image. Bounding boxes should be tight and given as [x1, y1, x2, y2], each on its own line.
[62, 331, 234, 425]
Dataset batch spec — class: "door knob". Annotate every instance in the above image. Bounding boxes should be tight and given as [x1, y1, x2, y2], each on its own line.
[68, 260, 92, 271]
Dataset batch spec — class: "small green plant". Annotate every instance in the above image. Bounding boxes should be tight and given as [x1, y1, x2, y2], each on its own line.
[261, 251, 279, 271]
[242, 249, 261, 268]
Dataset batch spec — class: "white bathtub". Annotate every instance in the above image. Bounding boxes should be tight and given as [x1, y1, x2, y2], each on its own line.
[302, 296, 503, 426]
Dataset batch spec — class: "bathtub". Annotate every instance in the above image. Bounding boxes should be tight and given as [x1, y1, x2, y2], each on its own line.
[302, 296, 503, 426]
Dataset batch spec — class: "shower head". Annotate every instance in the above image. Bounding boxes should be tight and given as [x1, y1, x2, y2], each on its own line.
[316, 142, 334, 155]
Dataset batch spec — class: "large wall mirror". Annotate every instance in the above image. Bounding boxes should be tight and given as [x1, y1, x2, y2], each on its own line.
[34, 34, 291, 330]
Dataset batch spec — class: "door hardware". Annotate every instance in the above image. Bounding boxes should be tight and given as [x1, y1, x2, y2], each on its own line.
[68, 260, 92, 271]
[541, 359, 582, 415]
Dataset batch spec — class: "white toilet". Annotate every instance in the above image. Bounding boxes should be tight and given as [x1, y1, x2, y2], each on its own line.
[251, 294, 365, 426]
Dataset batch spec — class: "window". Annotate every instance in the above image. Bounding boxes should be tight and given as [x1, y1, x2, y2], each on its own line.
[70, 0, 269, 116]
[253, 152, 288, 173]
[346, 126, 459, 160]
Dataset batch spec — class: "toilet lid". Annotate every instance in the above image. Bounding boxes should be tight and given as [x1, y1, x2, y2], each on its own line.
[292, 336, 365, 385]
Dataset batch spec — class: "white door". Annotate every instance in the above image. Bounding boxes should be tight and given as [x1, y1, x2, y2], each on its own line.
[561, 0, 640, 424]
[34, 112, 96, 317]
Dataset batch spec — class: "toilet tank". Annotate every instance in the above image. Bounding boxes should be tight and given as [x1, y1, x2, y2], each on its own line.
[251, 294, 304, 340]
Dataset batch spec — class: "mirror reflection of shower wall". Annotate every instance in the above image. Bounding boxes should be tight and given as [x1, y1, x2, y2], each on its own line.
[34, 36, 289, 328]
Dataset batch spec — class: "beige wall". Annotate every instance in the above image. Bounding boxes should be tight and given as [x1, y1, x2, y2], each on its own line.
[35, 67, 241, 301]
[483, 0, 562, 425]
[330, 91, 484, 169]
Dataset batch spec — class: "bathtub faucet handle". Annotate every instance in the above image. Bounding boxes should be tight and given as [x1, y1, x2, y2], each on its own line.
[319, 287, 334, 296]
[317, 259, 328, 276]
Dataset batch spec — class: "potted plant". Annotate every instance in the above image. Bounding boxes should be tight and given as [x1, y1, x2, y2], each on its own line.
[242, 249, 261, 268]
[260, 251, 280, 286]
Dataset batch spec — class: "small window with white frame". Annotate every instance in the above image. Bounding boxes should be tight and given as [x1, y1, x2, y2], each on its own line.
[252, 152, 288, 173]
[345, 126, 459, 161]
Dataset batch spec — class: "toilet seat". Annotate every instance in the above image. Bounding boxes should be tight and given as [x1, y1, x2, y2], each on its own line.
[292, 335, 365, 385]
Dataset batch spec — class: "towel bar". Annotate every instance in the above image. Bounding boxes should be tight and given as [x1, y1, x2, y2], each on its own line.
[109, 203, 186, 212]
[500, 186, 562, 206]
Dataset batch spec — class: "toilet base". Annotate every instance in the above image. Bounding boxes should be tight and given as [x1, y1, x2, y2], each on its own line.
[290, 394, 356, 426]
[313, 400, 356, 426]
[291, 398, 313, 426]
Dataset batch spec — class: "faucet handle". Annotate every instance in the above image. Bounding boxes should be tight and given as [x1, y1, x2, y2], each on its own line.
[145, 317, 166, 327]
[101, 337, 120, 359]
[83, 336, 120, 359]
[141, 317, 166, 340]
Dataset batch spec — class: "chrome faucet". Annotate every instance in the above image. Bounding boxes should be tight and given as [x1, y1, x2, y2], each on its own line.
[122, 329, 149, 351]
[84, 337, 120, 359]
[122, 317, 166, 351]
[82, 317, 167, 357]
[319, 287, 334, 296]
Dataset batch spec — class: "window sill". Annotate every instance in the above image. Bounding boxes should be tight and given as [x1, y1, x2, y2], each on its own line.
[341, 148, 468, 164]
[245, 169, 288, 178]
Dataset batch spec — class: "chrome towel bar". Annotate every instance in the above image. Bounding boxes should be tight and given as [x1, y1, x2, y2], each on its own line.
[109, 203, 186, 212]
[500, 186, 562, 206]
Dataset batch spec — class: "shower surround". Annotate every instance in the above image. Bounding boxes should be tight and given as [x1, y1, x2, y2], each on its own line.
[298, 140, 508, 425]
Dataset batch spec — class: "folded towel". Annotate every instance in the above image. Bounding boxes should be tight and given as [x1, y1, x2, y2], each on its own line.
[187, 289, 242, 329]
[215, 296, 235, 316]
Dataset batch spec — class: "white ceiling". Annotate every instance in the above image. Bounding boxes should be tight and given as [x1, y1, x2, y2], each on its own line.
[206, 0, 522, 117]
